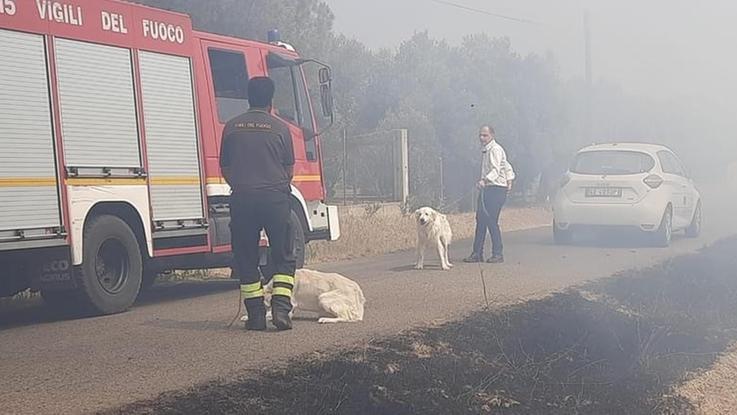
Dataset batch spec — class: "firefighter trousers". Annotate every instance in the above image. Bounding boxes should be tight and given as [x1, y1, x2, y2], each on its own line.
[230, 190, 297, 301]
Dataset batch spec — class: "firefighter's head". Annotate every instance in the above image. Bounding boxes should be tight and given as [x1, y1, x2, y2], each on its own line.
[248, 76, 276, 109]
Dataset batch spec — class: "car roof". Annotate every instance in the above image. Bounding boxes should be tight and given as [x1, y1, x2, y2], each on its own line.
[578, 142, 674, 154]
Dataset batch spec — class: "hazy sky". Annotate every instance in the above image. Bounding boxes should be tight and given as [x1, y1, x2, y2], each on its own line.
[324, 0, 737, 110]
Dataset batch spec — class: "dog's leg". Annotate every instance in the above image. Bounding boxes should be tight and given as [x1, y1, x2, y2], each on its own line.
[318, 317, 349, 324]
[415, 240, 425, 270]
[445, 241, 453, 268]
[437, 239, 450, 270]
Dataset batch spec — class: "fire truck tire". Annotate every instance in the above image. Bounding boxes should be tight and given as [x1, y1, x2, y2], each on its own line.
[76, 215, 143, 315]
[140, 266, 159, 292]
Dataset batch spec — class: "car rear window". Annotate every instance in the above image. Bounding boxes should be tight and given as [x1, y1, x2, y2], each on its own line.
[571, 150, 655, 175]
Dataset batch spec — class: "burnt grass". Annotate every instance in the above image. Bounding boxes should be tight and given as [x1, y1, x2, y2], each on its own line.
[109, 237, 737, 415]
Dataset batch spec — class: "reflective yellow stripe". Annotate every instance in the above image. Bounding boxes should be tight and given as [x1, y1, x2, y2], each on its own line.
[67, 178, 147, 186]
[207, 176, 319, 184]
[272, 274, 295, 286]
[293, 175, 321, 183]
[243, 289, 264, 299]
[150, 177, 201, 186]
[66, 177, 200, 186]
[0, 177, 57, 187]
[240, 283, 263, 299]
[272, 287, 292, 298]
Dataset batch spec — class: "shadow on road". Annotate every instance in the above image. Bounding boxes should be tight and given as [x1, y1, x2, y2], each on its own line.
[0, 279, 239, 330]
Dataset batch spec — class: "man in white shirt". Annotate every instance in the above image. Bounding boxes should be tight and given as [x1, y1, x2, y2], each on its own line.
[463, 125, 515, 263]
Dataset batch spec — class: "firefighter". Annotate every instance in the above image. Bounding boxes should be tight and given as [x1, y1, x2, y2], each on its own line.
[220, 77, 296, 331]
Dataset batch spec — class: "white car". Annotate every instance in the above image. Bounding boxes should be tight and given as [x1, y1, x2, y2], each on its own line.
[553, 143, 702, 246]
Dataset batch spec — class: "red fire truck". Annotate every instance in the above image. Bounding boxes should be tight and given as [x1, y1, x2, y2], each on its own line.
[0, 0, 339, 314]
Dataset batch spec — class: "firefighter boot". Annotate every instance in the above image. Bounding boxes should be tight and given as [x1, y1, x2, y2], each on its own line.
[271, 294, 293, 331]
[244, 297, 267, 331]
[241, 282, 267, 330]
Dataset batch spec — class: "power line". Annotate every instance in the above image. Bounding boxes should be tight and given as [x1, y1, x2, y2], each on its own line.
[427, 0, 540, 25]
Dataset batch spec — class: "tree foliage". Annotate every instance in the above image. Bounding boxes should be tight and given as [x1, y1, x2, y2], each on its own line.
[137, 0, 723, 210]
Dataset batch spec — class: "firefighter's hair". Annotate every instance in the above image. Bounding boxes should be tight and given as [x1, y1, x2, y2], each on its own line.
[248, 76, 276, 108]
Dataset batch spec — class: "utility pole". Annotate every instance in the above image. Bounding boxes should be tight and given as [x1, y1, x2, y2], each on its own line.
[342, 128, 347, 205]
[392, 129, 409, 206]
[584, 9, 593, 144]
[439, 156, 444, 202]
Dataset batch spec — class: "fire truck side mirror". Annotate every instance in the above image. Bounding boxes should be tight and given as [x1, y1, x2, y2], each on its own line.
[318, 67, 333, 119]
[319, 67, 331, 85]
[320, 83, 334, 119]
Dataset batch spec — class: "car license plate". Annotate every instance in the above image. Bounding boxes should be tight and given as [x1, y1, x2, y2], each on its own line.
[585, 187, 622, 197]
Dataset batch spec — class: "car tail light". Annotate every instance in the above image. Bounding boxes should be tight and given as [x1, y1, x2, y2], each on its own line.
[643, 174, 663, 189]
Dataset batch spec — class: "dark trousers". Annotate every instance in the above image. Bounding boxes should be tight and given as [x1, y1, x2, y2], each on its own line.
[472, 186, 507, 258]
[230, 190, 296, 286]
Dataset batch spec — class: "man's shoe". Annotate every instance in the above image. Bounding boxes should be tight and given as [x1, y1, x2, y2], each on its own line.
[463, 254, 483, 263]
[486, 256, 504, 264]
[271, 295, 293, 331]
[244, 300, 267, 331]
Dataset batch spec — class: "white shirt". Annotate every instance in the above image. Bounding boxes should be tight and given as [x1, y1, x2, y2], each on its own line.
[481, 140, 515, 188]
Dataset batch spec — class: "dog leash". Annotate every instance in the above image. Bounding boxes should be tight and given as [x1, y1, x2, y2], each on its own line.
[437, 187, 478, 213]
[227, 290, 243, 329]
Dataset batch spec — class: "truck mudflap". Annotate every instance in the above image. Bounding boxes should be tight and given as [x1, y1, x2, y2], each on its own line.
[31, 247, 76, 291]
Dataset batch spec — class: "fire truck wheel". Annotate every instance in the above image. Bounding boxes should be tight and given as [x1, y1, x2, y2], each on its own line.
[140, 267, 159, 292]
[76, 215, 143, 315]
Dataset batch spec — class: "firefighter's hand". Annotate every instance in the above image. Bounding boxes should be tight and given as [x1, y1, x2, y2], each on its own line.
[507, 181, 514, 193]
[476, 180, 485, 189]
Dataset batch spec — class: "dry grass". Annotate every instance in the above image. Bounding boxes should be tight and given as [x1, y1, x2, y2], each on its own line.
[677, 344, 737, 414]
[307, 204, 552, 264]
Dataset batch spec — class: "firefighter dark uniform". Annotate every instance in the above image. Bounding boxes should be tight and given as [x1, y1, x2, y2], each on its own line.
[220, 108, 296, 331]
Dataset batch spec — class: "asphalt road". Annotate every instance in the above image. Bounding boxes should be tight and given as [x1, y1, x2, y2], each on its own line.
[1, 197, 736, 415]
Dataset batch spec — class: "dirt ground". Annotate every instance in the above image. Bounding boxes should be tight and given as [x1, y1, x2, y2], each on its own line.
[677, 344, 737, 414]
[106, 237, 737, 415]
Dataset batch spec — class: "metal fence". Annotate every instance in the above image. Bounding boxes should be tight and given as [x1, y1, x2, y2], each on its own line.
[331, 128, 408, 205]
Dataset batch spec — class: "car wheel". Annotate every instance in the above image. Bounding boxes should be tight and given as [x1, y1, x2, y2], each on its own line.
[653, 207, 673, 247]
[553, 221, 573, 245]
[685, 201, 702, 238]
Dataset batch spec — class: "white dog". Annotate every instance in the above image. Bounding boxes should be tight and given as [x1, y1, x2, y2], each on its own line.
[242, 269, 365, 324]
[414, 206, 453, 271]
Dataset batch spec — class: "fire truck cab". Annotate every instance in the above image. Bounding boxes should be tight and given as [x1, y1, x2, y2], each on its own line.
[0, 0, 339, 314]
